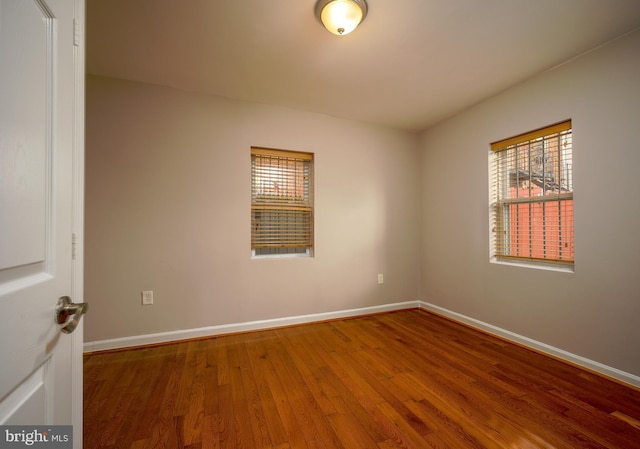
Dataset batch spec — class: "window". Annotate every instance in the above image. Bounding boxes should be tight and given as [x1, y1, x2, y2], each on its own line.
[490, 120, 574, 268]
[251, 147, 314, 257]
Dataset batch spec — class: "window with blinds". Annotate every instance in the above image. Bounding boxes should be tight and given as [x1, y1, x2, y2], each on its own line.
[251, 147, 314, 257]
[490, 120, 574, 267]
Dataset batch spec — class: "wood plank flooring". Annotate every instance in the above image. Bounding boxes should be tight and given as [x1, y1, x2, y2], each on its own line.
[83, 309, 640, 448]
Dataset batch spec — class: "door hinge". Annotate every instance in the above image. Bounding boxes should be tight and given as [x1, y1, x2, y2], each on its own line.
[72, 233, 77, 260]
[73, 19, 80, 47]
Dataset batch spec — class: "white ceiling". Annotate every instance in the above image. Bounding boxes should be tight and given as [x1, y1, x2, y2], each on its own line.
[86, 0, 640, 132]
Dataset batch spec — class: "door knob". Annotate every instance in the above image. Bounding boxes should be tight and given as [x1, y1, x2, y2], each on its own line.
[55, 296, 88, 334]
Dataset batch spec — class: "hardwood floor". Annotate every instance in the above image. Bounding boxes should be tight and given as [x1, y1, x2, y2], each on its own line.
[83, 309, 640, 448]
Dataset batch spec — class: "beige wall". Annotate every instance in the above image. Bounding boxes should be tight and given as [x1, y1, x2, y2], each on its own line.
[84, 76, 421, 342]
[419, 30, 640, 376]
[86, 29, 640, 379]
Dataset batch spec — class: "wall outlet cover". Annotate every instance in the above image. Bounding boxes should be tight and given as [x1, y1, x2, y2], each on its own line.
[142, 290, 154, 305]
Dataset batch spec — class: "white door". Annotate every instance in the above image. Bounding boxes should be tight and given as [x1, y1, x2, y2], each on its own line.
[0, 0, 84, 445]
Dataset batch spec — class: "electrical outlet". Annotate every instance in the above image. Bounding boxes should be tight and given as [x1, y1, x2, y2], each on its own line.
[141, 290, 154, 305]
[377, 273, 384, 284]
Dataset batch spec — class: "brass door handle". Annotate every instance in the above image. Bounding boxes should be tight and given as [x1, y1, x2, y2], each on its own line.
[55, 296, 88, 334]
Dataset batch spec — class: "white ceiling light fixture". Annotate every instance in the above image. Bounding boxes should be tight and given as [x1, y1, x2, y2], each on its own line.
[315, 0, 368, 36]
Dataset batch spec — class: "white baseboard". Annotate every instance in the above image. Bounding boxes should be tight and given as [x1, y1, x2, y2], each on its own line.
[83, 300, 420, 353]
[419, 301, 640, 389]
[83, 299, 640, 389]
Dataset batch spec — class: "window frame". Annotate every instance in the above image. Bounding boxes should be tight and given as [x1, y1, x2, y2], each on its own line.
[489, 120, 574, 271]
[250, 147, 314, 259]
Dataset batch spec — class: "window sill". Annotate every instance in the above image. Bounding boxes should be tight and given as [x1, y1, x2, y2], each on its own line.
[251, 252, 313, 260]
[490, 257, 574, 273]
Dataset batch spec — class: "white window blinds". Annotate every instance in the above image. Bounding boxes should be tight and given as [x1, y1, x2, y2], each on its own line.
[490, 120, 574, 266]
[251, 148, 314, 255]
